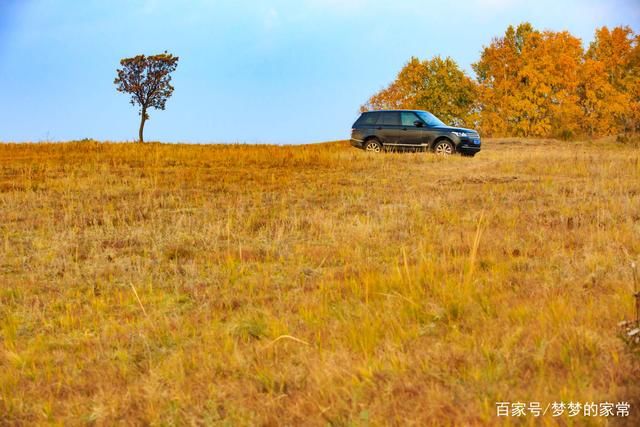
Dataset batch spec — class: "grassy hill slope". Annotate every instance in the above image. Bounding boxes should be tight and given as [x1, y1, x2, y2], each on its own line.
[1, 139, 639, 424]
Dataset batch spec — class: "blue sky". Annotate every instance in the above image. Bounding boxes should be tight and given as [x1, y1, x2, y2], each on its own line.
[1, 0, 638, 144]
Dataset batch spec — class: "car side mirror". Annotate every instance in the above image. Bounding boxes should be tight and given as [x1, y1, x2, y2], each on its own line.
[414, 120, 424, 127]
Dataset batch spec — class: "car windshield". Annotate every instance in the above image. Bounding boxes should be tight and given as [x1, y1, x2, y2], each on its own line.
[416, 111, 446, 127]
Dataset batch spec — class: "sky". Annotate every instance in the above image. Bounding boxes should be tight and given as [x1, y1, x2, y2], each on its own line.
[0, 0, 639, 144]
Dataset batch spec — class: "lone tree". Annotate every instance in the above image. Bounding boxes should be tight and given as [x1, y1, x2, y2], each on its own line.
[114, 52, 179, 142]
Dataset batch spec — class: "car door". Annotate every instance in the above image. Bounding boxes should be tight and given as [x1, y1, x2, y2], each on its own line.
[422, 125, 441, 149]
[376, 112, 403, 147]
[354, 111, 381, 142]
[399, 112, 427, 148]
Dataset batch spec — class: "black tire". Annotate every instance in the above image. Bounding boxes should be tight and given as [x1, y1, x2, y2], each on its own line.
[434, 139, 454, 155]
[364, 139, 382, 153]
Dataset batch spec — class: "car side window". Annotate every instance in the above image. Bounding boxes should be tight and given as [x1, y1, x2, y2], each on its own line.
[361, 113, 380, 126]
[401, 112, 420, 127]
[379, 112, 400, 126]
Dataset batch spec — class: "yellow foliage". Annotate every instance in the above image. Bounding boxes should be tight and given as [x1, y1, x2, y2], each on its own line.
[363, 56, 478, 127]
[365, 23, 640, 138]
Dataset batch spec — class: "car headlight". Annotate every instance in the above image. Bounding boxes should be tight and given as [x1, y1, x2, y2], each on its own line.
[452, 131, 468, 137]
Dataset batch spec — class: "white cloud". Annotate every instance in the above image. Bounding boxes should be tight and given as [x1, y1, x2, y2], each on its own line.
[264, 7, 279, 30]
[474, 0, 516, 8]
[304, 0, 366, 14]
[141, 0, 160, 14]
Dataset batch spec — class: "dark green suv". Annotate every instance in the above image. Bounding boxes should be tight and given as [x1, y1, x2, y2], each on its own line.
[350, 110, 481, 156]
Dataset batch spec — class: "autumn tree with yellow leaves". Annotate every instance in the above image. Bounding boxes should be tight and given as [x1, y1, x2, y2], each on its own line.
[473, 23, 584, 138]
[580, 26, 640, 136]
[362, 56, 478, 127]
[363, 23, 639, 139]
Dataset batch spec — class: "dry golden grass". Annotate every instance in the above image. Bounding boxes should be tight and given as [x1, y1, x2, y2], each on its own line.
[0, 139, 639, 425]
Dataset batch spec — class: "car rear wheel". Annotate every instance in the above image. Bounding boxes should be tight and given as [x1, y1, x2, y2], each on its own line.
[364, 139, 382, 153]
[434, 140, 454, 156]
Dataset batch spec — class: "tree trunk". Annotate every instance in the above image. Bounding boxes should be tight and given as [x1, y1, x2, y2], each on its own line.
[138, 108, 147, 143]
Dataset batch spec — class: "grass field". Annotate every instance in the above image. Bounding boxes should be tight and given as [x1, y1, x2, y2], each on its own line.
[1, 139, 639, 425]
